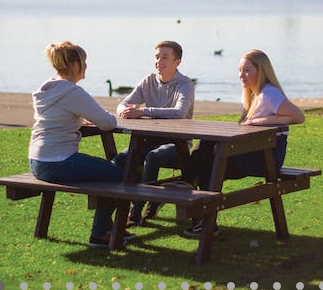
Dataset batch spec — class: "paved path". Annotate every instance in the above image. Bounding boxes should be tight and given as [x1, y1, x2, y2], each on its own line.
[0, 92, 322, 129]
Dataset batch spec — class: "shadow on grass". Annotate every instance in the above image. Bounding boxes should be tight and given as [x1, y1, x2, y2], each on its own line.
[0, 122, 26, 128]
[47, 236, 88, 247]
[61, 223, 323, 289]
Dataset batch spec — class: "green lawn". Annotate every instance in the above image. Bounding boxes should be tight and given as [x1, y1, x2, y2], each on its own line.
[0, 111, 322, 290]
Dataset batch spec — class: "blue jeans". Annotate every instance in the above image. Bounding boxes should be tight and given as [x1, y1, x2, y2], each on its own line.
[30, 153, 123, 237]
[226, 134, 287, 178]
[112, 143, 179, 219]
[187, 135, 287, 190]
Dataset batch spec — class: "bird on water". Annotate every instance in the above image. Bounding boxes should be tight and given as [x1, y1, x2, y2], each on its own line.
[106, 79, 134, 97]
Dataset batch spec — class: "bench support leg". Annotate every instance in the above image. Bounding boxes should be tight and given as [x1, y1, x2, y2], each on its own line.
[110, 200, 130, 251]
[196, 209, 217, 264]
[270, 196, 289, 239]
[34, 191, 55, 238]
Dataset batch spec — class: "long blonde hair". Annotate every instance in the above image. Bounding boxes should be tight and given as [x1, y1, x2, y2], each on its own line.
[45, 41, 86, 76]
[240, 50, 285, 122]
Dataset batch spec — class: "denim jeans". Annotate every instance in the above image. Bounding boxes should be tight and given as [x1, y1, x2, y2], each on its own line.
[112, 143, 179, 218]
[226, 134, 287, 178]
[30, 152, 123, 237]
[187, 135, 287, 190]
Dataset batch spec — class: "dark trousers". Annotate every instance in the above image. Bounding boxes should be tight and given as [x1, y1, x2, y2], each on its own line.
[185, 135, 287, 190]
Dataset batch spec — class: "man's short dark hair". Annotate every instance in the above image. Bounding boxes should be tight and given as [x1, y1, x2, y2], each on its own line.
[155, 41, 182, 60]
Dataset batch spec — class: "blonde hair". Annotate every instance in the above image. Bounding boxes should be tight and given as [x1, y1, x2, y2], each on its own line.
[45, 41, 86, 76]
[240, 49, 285, 122]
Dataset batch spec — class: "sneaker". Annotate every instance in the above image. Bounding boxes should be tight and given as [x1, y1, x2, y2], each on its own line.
[89, 231, 135, 248]
[126, 218, 140, 228]
[141, 202, 163, 221]
[126, 206, 141, 228]
[184, 220, 220, 237]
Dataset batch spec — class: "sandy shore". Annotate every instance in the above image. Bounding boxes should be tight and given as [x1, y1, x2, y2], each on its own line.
[1, 92, 322, 129]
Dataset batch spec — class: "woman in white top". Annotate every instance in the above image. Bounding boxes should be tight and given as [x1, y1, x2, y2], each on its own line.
[226, 49, 305, 178]
[184, 49, 305, 236]
[29, 41, 134, 247]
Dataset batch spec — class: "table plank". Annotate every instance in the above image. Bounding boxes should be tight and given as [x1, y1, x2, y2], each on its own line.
[114, 118, 287, 141]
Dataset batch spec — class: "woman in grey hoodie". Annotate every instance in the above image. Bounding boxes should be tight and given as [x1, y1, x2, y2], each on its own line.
[28, 41, 134, 248]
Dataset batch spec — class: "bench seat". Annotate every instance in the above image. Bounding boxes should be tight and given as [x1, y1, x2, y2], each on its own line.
[216, 166, 321, 209]
[0, 173, 219, 264]
[279, 166, 321, 180]
[0, 166, 320, 264]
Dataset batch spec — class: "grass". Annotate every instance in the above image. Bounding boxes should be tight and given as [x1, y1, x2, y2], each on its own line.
[0, 111, 322, 290]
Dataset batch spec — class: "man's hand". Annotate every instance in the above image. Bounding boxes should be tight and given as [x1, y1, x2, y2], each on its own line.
[240, 119, 254, 125]
[120, 105, 144, 119]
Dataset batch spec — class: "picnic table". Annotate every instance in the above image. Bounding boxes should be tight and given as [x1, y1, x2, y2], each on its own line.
[81, 117, 311, 261]
[1, 117, 320, 264]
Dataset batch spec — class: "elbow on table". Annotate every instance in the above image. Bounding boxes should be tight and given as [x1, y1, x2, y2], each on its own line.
[97, 116, 118, 131]
[293, 111, 305, 124]
[173, 109, 188, 119]
[298, 114, 305, 124]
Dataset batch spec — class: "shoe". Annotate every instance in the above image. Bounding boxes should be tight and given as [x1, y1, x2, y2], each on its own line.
[126, 205, 141, 228]
[126, 218, 140, 228]
[141, 202, 166, 226]
[142, 202, 162, 220]
[184, 220, 220, 237]
[89, 231, 135, 248]
[89, 232, 112, 248]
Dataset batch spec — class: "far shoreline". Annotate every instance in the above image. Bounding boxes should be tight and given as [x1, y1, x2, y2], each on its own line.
[1, 91, 323, 129]
[2, 90, 323, 103]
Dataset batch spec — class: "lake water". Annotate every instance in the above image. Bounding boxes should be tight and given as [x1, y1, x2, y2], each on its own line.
[0, 0, 323, 102]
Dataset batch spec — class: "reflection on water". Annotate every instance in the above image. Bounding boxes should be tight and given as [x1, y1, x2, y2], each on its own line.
[0, 12, 322, 102]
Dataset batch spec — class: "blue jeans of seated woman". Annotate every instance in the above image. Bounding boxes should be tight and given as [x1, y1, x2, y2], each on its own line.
[29, 152, 123, 237]
[190, 135, 287, 190]
[227, 134, 287, 178]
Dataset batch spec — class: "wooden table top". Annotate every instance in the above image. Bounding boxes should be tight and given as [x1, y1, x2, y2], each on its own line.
[114, 118, 287, 141]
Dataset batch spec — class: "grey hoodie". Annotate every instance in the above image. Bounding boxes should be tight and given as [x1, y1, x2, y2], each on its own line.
[116, 71, 194, 119]
[29, 79, 116, 161]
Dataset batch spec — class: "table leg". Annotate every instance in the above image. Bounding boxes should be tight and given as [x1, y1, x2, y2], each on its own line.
[123, 135, 144, 183]
[208, 142, 227, 192]
[110, 134, 144, 250]
[100, 132, 117, 160]
[263, 148, 289, 239]
[195, 141, 227, 250]
[174, 140, 190, 177]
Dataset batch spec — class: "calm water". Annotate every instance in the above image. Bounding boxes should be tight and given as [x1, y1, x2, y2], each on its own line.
[1, 0, 323, 102]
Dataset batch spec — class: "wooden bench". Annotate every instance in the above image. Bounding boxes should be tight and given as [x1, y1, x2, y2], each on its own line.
[0, 166, 320, 263]
[278, 166, 321, 180]
[153, 166, 321, 236]
[212, 166, 321, 239]
[0, 172, 219, 265]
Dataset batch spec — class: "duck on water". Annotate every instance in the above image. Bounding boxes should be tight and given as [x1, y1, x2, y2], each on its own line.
[106, 79, 134, 97]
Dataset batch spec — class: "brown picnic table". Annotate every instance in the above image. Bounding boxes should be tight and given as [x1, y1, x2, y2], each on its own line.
[1, 118, 320, 264]
[80, 118, 322, 262]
